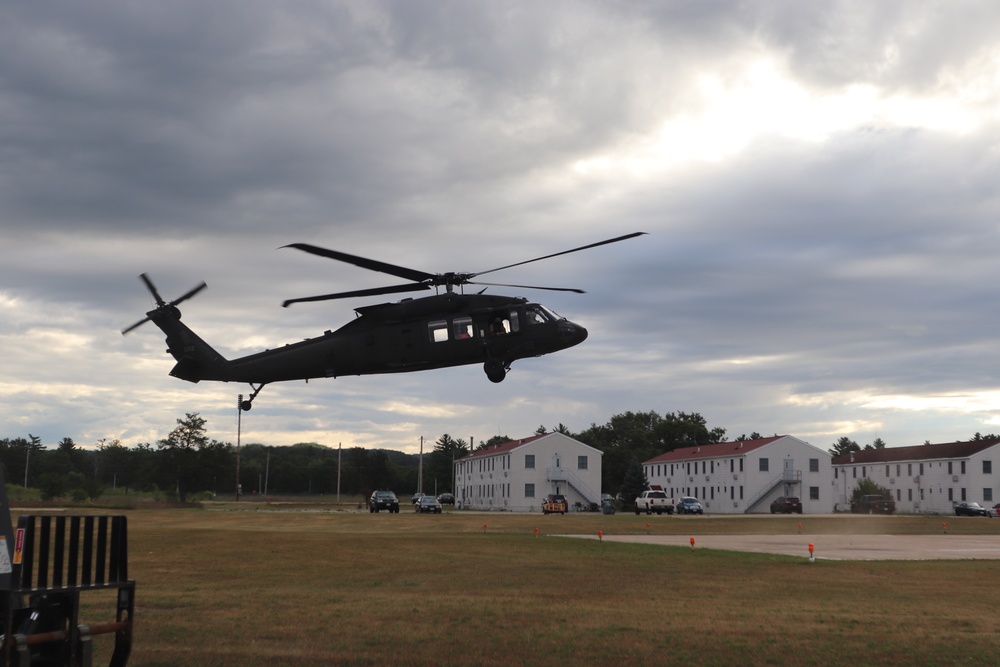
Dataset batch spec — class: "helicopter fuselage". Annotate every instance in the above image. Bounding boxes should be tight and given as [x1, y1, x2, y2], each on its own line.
[154, 292, 587, 387]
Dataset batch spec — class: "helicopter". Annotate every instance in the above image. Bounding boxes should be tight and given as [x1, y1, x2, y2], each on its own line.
[122, 232, 644, 410]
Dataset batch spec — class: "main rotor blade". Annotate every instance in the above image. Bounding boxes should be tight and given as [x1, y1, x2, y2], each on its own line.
[283, 243, 435, 284]
[140, 273, 165, 306]
[469, 281, 585, 294]
[472, 231, 647, 278]
[121, 316, 152, 335]
[283, 282, 431, 307]
[172, 281, 207, 306]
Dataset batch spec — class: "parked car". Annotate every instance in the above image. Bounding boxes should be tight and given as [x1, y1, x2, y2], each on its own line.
[437, 493, 455, 505]
[851, 494, 896, 514]
[676, 497, 704, 515]
[411, 492, 425, 504]
[770, 496, 803, 514]
[990, 503, 1000, 518]
[415, 496, 443, 513]
[954, 501, 989, 517]
[370, 490, 400, 513]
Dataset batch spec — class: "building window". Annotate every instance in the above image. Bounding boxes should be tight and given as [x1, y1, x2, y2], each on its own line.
[920, 463, 925, 475]
[525, 454, 535, 469]
[525, 483, 535, 498]
[759, 458, 769, 472]
[984, 461, 992, 475]
[885, 465, 890, 477]
[809, 486, 819, 501]
[948, 462, 953, 475]
[961, 461, 966, 475]
[948, 488, 953, 501]
[985, 488, 994, 502]
[852, 467, 857, 479]
[908, 463, 912, 476]
[834, 468, 839, 479]
[896, 464, 901, 477]
[578, 455, 588, 470]
[862, 466, 866, 478]
[961, 488, 967, 501]
[896, 489, 901, 501]
[809, 458, 819, 473]
[908, 489, 912, 501]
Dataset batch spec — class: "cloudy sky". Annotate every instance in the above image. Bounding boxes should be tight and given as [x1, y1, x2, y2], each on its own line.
[4, 1, 1000, 455]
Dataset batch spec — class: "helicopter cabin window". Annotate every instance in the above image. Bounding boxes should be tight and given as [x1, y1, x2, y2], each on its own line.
[453, 317, 474, 340]
[488, 310, 520, 336]
[428, 320, 448, 343]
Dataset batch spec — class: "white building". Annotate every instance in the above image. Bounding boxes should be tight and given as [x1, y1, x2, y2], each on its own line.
[643, 435, 833, 514]
[454, 433, 603, 512]
[831, 439, 1000, 514]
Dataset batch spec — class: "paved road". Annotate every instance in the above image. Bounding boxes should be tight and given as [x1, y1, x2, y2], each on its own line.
[566, 533, 1000, 560]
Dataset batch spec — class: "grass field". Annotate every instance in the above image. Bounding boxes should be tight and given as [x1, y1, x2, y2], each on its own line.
[43, 504, 1000, 666]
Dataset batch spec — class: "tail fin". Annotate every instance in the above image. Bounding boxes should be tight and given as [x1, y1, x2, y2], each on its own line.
[122, 275, 228, 382]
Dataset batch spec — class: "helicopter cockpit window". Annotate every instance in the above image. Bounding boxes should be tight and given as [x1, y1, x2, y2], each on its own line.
[525, 306, 552, 325]
[453, 317, 474, 340]
[428, 320, 448, 343]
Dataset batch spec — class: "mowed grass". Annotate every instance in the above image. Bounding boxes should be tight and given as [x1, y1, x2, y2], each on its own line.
[57, 508, 1000, 666]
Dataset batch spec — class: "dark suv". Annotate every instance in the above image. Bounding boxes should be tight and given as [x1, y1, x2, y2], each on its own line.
[369, 490, 399, 513]
[770, 496, 803, 514]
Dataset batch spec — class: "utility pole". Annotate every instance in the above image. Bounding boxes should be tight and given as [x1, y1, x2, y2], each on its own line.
[418, 436, 424, 494]
[337, 442, 342, 504]
[236, 394, 243, 501]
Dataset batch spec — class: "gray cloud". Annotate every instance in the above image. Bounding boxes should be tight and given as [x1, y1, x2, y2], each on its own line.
[3, 1, 1000, 454]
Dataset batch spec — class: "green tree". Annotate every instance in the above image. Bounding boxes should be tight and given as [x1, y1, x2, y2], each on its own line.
[849, 477, 892, 505]
[480, 435, 512, 450]
[427, 434, 469, 495]
[829, 437, 860, 457]
[576, 410, 724, 499]
[618, 457, 648, 506]
[158, 413, 209, 502]
[864, 437, 887, 450]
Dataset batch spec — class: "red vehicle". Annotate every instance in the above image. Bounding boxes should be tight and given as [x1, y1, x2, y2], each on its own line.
[770, 496, 802, 514]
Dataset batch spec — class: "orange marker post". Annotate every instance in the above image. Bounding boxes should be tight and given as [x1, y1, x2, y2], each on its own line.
[534, 527, 539, 539]
[808, 543, 815, 562]
[690, 537, 695, 550]
[645, 523, 650, 534]
[797, 522, 802, 534]
[942, 522, 947, 534]
[598, 530, 603, 542]
[482, 523, 487, 533]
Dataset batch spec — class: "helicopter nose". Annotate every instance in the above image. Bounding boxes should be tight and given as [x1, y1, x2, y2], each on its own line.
[558, 321, 588, 347]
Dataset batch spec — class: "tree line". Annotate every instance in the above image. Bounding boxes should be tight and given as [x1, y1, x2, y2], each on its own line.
[18, 409, 980, 504]
[1, 410, 735, 503]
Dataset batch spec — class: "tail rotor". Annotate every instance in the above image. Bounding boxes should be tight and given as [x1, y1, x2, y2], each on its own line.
[121, 273, 207, 335]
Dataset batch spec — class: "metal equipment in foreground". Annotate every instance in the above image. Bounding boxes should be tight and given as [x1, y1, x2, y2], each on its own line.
[0, 467, 134, 666]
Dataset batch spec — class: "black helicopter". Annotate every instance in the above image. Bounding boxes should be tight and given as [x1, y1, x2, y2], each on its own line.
[122, 232, 644, 410]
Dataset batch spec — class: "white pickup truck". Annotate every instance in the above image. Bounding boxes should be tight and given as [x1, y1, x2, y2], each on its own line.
[634, 487, 675, 515]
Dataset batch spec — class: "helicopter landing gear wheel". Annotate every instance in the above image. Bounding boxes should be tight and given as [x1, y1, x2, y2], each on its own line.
[240, 382, 267, 411]
[484, 359, 507, 383]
